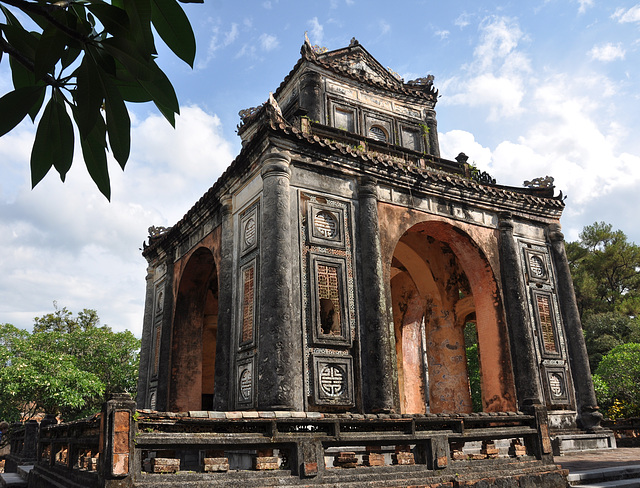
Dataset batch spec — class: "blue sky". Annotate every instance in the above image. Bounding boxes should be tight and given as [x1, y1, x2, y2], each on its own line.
[1, 0, 639, 334]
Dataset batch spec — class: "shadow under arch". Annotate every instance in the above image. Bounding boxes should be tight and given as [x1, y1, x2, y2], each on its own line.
[169, 246, 219, 412]
[389, 219, 516, 414]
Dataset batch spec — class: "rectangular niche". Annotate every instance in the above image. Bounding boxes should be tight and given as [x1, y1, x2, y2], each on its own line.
[400, 124, 423, 152]
[524, 248, 551, 285]
[307, 201, 345, 248]
[532, 290, 561, 358]
[238, 259, 258, 348]
[328, 99, 358, 133]
[236, 355, 255, 408]
[309, 254, 351, 346]
[312, 354, 354, 407]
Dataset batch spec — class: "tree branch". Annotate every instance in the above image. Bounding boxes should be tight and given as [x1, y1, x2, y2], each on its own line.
[1, 0, 88, 42]
[0, 36, 60, 86]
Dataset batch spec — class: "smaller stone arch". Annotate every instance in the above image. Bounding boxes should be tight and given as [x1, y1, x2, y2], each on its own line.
[168, 247, 219, 412]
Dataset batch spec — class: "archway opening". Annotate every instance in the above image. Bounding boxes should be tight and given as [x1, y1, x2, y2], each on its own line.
[390, 221, 515, 414]
[169, 247, 218, 412]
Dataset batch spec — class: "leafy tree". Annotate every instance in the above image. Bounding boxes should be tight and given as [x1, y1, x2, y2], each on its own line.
[594, 343, 640, 418]
[0, 307, 139, 422]
[567, 222, 640, 317]
[582, 312, 640, 371]
[0, 0, 199, 199]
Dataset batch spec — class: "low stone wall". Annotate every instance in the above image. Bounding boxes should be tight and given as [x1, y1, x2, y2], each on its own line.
[21, 395, 569, 487]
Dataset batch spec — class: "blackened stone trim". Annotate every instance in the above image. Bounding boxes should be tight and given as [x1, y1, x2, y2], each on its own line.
[357, 176, 394, 412]
[498, 213, 543, 407]
[213, 196, 234, 410]
[548, 224, 603, 431]
[258, 152, 302, 410]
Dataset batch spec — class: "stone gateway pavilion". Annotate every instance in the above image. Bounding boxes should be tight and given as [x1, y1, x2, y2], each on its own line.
[19, 39, 614, 488]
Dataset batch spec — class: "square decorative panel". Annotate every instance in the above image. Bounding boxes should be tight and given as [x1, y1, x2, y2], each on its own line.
[543, 365, 570, 405]
[307, 202, 345, 248]
[236, 356, 255, 407]
[524, 248, 551, 284]
[312, 354, 354, 407]
[240, 201, 259, 256]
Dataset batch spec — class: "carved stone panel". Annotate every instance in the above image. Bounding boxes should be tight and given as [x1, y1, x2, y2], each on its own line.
[531, 290, 562, 358]
[524, 248, 551, 285]
[238, 259, 258, 348]
[312, 354, 354, 407]
[307, 202, 345, 248]
[240, 200, 260, 256]
[236, 356, 255, 407]
[542, 365, 570, 405]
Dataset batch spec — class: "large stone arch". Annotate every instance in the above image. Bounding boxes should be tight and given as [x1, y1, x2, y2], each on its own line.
[168, 246, 219, 412]
[383, 212, 516, 414]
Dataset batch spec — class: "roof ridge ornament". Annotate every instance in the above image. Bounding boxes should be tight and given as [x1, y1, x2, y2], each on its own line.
[524, 176, 555, 189]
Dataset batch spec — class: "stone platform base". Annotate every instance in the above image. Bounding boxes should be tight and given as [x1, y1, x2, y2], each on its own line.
[551, 430, 616, 456]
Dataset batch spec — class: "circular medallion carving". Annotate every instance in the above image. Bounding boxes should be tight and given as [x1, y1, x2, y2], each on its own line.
[240, 369, 252, 401]
[549, 373, 563, 397]
[244, 218, 256, 247]
[529, 255, 545, 278]
[320, 365, 345, 397]
[314, 211, 338, 239]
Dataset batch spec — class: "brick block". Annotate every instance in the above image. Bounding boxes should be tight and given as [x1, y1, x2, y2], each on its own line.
[363, 453, 385, 466]
[150, 457, 179, 473]
[392, 451, 415, 465]
[255, 456, 279, 470]
[204, 457, 229, 472]
[334, 451, 358, 468]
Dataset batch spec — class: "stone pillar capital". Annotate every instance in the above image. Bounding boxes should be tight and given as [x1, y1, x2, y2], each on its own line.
[358, 176, 378, 199]
[547, 223, 564, 243]
[261, 152, 291, 179]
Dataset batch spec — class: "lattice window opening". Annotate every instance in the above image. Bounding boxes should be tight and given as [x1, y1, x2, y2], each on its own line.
[535, 294, 558, 353]
[369, 125, 388, 143]
[241, 266, 255, 344]
[317, 264, 342, 336]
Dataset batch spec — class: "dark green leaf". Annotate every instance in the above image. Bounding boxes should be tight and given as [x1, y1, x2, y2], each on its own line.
[0, 4, 23, 27]
[28, 86, 46, 121]
[101, 37, 156, 81]
[61, 45, 82, 70]
[2, 23, 40, 61]
[139, 61, 179, 121]
[124, 0, 155, 56]
[150, 0, 195, 67]
[98, 71, 131, 168]
[0, 86, 45, 137]
[87, 3, 130, 38]
[34, 24, 68, 81]
[78, 114, 110, 199]
[30, 95, 74, 186]
[73, 55, 105, 137]
[9, 55, 35, 90]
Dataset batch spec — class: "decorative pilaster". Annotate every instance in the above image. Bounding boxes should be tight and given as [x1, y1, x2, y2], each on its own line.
[357, 177, 395, 412]
[425, 110, 440, 158]
[548, 224, 603, 431]
[258, 152, 300, 410]
[213, 195, 234, 410]
[136, 266, 156, 408]
[498, 213, 543, 407]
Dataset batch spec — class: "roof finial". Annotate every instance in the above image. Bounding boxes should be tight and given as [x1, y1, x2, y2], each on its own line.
[304, 31, 311, 46]
[349, 37, 359, 47]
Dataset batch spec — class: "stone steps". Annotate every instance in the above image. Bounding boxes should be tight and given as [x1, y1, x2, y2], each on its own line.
[0, 465, 32, 488]
[569, 464, 640, 487]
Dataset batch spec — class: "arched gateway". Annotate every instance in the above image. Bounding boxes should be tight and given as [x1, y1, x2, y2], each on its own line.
[137, 38, 608, 460]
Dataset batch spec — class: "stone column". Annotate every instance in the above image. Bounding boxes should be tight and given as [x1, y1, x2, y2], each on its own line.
[299, 71, 323, 123]
[548, 224, 603, 431]
[257, 152, 300, 410]
[498, 213, 543, 407]
[213, 195, 234, 410]
[357, 177, 395, 413]
[136, 266, 155, 408]
[425, 109, 440, 158]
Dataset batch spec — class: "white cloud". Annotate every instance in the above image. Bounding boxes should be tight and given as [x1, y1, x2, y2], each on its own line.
[434, 29, 450, 40]
[379, 20, 391, 35]
[612, 5, 640, 23]
[262, 1, 272, 8]
[197, 21, 240, 69]
[589, 43, 625, 61]
[308, 17, 324, 45]
[577, 0, 593, 14]
[440, 16, 530, 120]
[0, 106, 234, 335]
[455, 12, 471, 29]
[259, 33, 279, 52]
